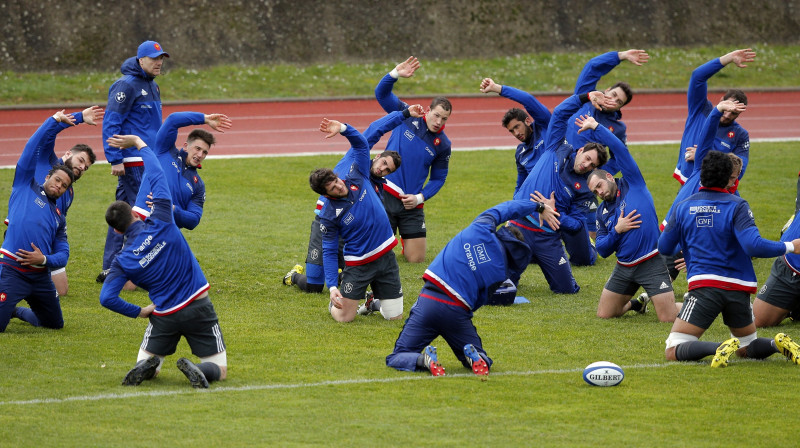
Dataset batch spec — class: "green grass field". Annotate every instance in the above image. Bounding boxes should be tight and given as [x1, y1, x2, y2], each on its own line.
[1, 140, 799, 447]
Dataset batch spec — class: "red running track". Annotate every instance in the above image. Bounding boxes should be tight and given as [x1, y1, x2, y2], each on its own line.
[0, 91, 798, 167]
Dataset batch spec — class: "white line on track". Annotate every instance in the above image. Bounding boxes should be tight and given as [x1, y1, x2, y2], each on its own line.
[0, 362, 684, 407]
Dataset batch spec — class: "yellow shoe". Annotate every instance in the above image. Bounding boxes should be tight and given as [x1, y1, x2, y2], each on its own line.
[710, 337, 740, 368]
[775, 333, 800, 364]
[282, 264, 304, 286]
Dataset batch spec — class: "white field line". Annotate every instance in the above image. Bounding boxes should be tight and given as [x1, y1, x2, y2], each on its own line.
[0, 362, 685, 407]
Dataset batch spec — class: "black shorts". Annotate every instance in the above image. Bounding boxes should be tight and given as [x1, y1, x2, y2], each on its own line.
[678, 287, 753, 330]
[383, 194, 426, 239]
[142, 297, 226, 358]
[306, 216, 344, 267]
[339, 251, 402, 301]
[756, 257, 800, 311]
[604, 255, 674, 297]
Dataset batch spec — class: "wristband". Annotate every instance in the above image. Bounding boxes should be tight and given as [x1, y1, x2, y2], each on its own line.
[415, 193, 424, 205]
[785, 242, 794, 254]
[389, 68, 399, 79]
[339, 124, 347, 133]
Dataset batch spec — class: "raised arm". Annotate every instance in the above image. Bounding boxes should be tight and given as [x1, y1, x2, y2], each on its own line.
[481, 78, 552, 126]
[362, 105, 423, 148]
[575, 114, 640, 184]
[107, 135, 172, 222]
[155, 112, 206, 156]
[574, 50, 648, 94]
[375, 57, 418, 113]
[320, 118, 370, 178]
[545, 92, 612, 153]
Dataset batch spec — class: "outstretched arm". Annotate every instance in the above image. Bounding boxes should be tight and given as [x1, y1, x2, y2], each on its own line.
[482, 78, 552, 127]
[107, 135, 172, 222]
[375, 57, 418, 113]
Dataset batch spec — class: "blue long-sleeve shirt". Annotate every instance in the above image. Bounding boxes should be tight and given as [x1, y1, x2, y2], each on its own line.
[375, 73, 451, 203]
[133, 112, 207, 229]
[594, 125, 660, 265]
[566, 51, 628, 175]
[674, 58, 750, 183]
[423, 200, 539, 311]
[317, 125, 397, 288]
[100, 145, 209, 318]
[1, 116, 69, 271]
[659, 188, 787, 294]
[102, 57, 163, 166]
[497, 85, 551, 195]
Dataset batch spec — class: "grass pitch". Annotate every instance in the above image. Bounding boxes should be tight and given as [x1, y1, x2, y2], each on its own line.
[1, 142, 799, 447]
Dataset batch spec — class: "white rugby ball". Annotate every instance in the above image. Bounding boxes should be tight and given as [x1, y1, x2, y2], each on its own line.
[582, 361, 624, 387]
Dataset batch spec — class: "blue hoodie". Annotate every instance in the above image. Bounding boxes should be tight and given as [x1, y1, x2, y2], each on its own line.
[102, 56, 163, 166]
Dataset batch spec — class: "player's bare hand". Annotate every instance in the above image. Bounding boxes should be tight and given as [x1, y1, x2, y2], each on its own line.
[107, 134, 146, 150]
[400, 193, 421, 209]
[138, 304, 155, 318]
[684, 145, 697, 162]
[16, 242, 45, 266]
[319, 118, 342, 138]
[82, 105, 104, 126]
[717, 99, 746, 114]
[396, 56, 420, 78]
[575, 114, 599, 133]
[722, 48, 756, 68]
[329, 287, 344, 309]
[52, 109, 76, 126]
[407, 104, 425, 118]
[615, 209, 642, 233]
[205, 113, 233, 132]
[619, 49, 649, 66]
[110, 163, 125, 177]
[791, 238, 800, 254]
[674, 257, 686, 272]
[479, 78, 502, 94]
[588, 91, 616, 111]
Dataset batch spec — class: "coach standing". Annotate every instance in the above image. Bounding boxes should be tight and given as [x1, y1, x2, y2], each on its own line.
[98, 40, 169, 283]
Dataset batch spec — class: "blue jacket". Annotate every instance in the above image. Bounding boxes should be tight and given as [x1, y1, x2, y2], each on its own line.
[100, 146, 209, 318]
[102, 57, 163, 166]
[1, 117, 69, 272]
[674, 58, 750, 183]
[375, 73, 451, 203]
[659, 188, 787, 294]
[318, 125, 397, 288]
[566, 51, 628, 175]
[594, 125, 660, 265]
[514, 94, 605, 233]
[133, 112, 206, 229]
[496, 85, 551, 195]
[423, 200, 538, 311]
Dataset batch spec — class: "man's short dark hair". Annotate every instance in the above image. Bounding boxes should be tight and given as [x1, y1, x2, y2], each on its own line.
[309, 168, 338, 196]
[588, 168, 611, 183]
[610, 81, 633, 106]
[583, 142, 610, 167]
[430, 96, 452, 112]
[70, 144, 97, 164]
[48, 164, 75, 184]
[723, 89, 748, 105]
[188, 129, 216, 147]
[105, 200, 134, 233]
[506, 224, 525, 243]
[700, 151, 733, 189]
[502, 108, 529, 128]
[376, 150, 401, 171]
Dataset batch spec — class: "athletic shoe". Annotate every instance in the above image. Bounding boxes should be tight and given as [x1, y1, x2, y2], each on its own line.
[710, 337, 740, 368]
[774, 333, 800, 365]
[282, 264, 304, 286]
[463, 344, 489, 376]
[176, 357, 209, 388]
[633, 292, 650, 315]
[356, 290, 380, 316]
[422, 346, 445, 377]
[96, 269, 110, 283]
[121, 356, 160, 386]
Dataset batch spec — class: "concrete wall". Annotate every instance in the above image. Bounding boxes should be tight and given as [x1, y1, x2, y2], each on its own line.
[2, 0, 798, 71]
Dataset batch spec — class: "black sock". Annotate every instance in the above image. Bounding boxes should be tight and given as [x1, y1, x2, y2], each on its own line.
[197, 362, 222, 382]
[675, 341, 721, 361]
[629, 299, 643, 312]
[415, 354, 426, 370]
[293, 274, 323, 293]
[745, 338, 779, 359]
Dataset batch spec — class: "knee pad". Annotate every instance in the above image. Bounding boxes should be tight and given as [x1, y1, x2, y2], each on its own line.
[200, 350, 228, 367]
[736, 332, 757, 348]
[379, 297, 403, 320]
[137, 349, 164, 373]
[665, 332, 698, 349]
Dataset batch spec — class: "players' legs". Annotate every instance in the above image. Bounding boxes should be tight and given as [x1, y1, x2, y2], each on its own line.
[51, 268, 68, 297]
[178, 297, 227, 387]
[529, 231, 579, 294]
[333, 264, 373, 323]
[596, 289, 635, 318]
[330, 298, 359, 323]
[649, 292, 679, 323]
[753, 258, 799, 327]
[17, 273, 64, 329]
[561, 218, 596, 267]
[386, 297, 441, 372]
[665, 288, 723, 361]
[401, 237, 426, 263]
